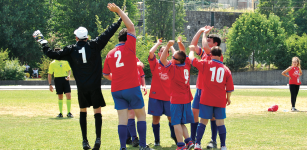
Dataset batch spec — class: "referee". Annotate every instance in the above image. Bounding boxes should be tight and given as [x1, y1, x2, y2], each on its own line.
[33, 8, 122, 150]
[48, 58, 73, 118]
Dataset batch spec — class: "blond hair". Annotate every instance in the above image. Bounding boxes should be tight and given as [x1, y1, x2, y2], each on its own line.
[292, 57, 301, 68]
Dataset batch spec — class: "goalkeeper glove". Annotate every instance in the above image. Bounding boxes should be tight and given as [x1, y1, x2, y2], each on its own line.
[33, 30, 47, 44]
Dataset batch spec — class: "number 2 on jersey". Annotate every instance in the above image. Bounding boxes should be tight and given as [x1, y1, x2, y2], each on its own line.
[115, 51, 124, 68]
[78, 47, 87, 63]
[210, 67, 225, 83]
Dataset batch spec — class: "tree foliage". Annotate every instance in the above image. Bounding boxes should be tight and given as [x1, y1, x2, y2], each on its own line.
[224, 12, 287, 71]
[145, 0, 187, 40]
[284, 34, 307, 69]
[292, 0, 307, 36]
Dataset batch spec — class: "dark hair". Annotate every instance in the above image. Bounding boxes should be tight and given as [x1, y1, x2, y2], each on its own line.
[118, 28, 128, 42]
[207, 34, 221, 46]
[211, 46, 222, 57]
[176, 51, 186, 64]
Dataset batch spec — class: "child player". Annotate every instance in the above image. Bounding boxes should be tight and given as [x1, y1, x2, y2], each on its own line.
[190, 26, 223, 149]
[147, 37, 184, 146]
[160, 40, 194, 150]
[189, 45, 234, 150]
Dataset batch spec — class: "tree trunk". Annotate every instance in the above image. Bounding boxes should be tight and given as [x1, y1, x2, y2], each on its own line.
[252, 51, 255, 70]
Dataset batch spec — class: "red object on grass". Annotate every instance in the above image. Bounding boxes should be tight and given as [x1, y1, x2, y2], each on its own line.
[268, 105, 278, 112]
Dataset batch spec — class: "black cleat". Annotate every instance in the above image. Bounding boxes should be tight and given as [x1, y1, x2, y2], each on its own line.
[154, 140, 160, 146]
[139, 145, 154, 150]
[171, 136, 177, 144]
[56, 113, 63, 118]
[120, 148, 127, 150]
[67, 112, 74, 118]
[132, 137, 140, 147]
[82, 139, 91, 150]
[92, 138, 101, 150]
[126, 137, 132, 145]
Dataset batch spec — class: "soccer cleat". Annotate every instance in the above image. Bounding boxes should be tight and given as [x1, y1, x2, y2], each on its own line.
[186, 141, 194, 150]
[154, 140, 160, 146]
[56, 113, 63, 118]
[176, 146, 187, 150]
[126, 138, 132, 145]
[139, 145, 154, 150]
[82, 139, 91, 150]
[291, 107, 299, 112]
[194, 143, 202, 150]
[220, 146, 227, 150]
[206, 140, 217, 149]
[92, 137, 101, 150]
[120, 148, 127, 150]
[171, 136, 178, 144]
[67, 112, 74, 118]
[132, 137, 140, 147]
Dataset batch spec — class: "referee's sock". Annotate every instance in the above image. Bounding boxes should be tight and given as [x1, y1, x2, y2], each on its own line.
[94, 113, 102, 138]
[196, 123, 206, 145]
[217, 125, 227, 147]
[79, 112, 87, 141]
[211, 120, 218, 142]
[152, 123, 160, 142]
[137, 121, 147, 147]
[66, 99, 71, 114]
[58, 99, 63, 114]
[190, 122, 199, 141]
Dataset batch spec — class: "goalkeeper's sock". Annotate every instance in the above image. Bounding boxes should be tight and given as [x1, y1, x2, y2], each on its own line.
[66, 99, 71, 113]
[94, 113, 102, 138]
[80, 112, 87, 140]
[218, 125, 227, 147]
[58, 99, 63, 114]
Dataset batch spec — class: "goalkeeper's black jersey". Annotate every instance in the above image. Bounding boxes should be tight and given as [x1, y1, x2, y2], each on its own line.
[43, 19, 122, 91]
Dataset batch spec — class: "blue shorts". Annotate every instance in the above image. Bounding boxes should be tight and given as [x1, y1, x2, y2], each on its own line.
[192, 88, 202, 109]
[111, 86, 144, 110]
[171, 103, 194, 125]
[199, 104, 226, 119]
[148, 98, 171, 117]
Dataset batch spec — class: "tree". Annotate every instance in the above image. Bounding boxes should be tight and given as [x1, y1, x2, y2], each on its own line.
[284, 34, 307, 69]
[224, 12, 287, 71]
[292, 0, 307, 36]
[0, 0, 50, 65]
[145, 0, 187, 40]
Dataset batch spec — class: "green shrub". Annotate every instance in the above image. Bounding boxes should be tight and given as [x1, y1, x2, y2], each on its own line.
[38, 56, 52, 80]
[0, 59, 25, 80]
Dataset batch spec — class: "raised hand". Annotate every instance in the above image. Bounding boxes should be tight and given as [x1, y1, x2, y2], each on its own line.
[189, 45, 195, 51]
[167, 40, 175, 47]
[33, 30, 47, 44]
[177, 36, 182, 43]
[203, 26, 214, 34]
[157, 39, 163, 45]
[107, 3, 121, 13]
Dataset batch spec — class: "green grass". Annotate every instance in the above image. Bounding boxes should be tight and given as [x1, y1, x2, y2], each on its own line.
[0, 89, 307, 149]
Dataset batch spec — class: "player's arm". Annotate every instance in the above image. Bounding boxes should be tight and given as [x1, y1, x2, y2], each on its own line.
[149, 39, 162, 59]
[141, 77, 147, 96]
[226, 92, 232, 106]
[66, 70, 71, 81]
[281, 67, 292, 79]
[108, 3, 135, 35]
[103, 73, 112, 81]
[177, 36, 185, 52]
[190, 27, 205, 55]
[160, 40, 174, 66]
[48, 74, 53, 92]
[188, 45, 195, 62]
[202, 26, 214, 54]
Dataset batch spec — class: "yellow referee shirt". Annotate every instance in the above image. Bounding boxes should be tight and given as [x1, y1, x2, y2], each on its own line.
[48, 60, 71, 77]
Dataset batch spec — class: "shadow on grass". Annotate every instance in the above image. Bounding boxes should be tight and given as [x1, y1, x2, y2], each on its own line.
[48, 117, 74, 120]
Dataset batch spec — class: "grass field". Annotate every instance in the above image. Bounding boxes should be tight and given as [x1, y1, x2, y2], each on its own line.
[0, 89, 307, 150]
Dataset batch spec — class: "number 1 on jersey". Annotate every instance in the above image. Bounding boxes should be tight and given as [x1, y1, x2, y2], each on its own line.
[79, 47, 87, 63]
[115, 51, 124, 68]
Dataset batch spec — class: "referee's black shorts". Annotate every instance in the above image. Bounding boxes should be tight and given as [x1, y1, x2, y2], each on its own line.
[78, 88, 106, 109]
[54, 77, 71, 94]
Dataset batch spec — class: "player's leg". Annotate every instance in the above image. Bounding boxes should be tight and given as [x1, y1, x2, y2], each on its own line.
[207, 117, 218, 149]
[214, 107, 227, 149]
[167, 116, 177, 144]
[195, 104, 212, 149]
[164, 100, 177, 144]
[182, 124, 194, 150]
[191, 88, 201, 143]
[170, 104, 186, 149]
[80, 107, 91, 150]
[289, 84, 299, 111]
[152, 115, 161, 146]
[127, 109, 138, 146]
[148, 98, 162, 146]
[57, 94, 64, 117]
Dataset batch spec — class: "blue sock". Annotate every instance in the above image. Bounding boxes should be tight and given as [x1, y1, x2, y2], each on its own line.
[184, 137, 192, 144]
[190, 122, 199, 141]
[168, 122, 176, 138]
[126, 127, 131, 140]
[211, 120, 217, 142]
[128, 119, 137, 140]
[118, 125, 127, 148]
[217, 125, 227, 147]
[152, 123, 160, 142]
[196, 123, 206, 145]
[177, 142, 185, 147]
[137, 121, 147, 147]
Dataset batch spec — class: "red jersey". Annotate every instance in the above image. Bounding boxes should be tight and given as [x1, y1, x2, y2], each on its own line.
[137, 65, 145, 85]
[167, 57, 193, 104]
[103, 33, 139, 92]
[148, 55, 171, 101]
[288, 66, 301, 85]
[192, 58, 234, 108]
[196, 48, 224, 89]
